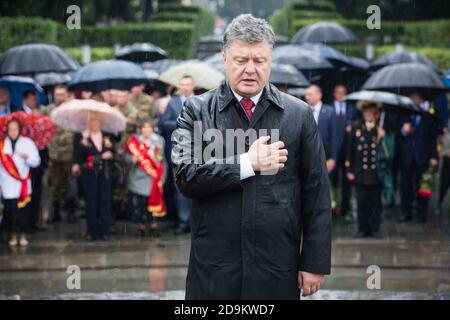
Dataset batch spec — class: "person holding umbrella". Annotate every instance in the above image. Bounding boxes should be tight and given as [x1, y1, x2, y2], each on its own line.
[52, 99, 126, 241]
[345, 102, 385, 238]
[398, 93, 439, 223]
[0, 118, 41, 247]
[71, 112, 118, 241]
[0, 87, 18, 115]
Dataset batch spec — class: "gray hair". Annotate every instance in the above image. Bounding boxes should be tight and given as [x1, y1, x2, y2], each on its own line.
[223, 14, 275, 51]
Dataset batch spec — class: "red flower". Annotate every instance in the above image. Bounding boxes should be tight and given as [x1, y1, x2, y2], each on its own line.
[85, 155, 95, 169]
[417, 189, 432, 198]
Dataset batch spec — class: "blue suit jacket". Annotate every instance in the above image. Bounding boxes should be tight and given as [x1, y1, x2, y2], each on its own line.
[158, 96, 184, 164]
[318, 103, 339, 161]
[399, 112, 438, 167]
[332, 100, 361, 153]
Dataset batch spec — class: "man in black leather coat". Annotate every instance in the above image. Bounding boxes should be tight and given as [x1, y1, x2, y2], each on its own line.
[172, 14, 332, 300]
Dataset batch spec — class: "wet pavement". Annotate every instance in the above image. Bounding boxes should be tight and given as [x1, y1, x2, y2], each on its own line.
[0, 200, 449, 300]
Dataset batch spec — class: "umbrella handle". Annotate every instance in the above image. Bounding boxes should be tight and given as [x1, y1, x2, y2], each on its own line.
[379, 111, 385, 129]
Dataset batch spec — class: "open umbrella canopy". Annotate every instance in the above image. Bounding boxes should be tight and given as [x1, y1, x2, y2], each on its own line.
[0, 44, 80, 76]
[444, 70, 450, 88]
[291, 22, 358, 44]
[159, 61, 225, 90]
[362, 63, 445, 96]
[370, 51, 440, 72]
[141, 59, 183, 79]
[345, 90, 422, 113]
[0, 76, 47, 109]
[297, 42, 369, 71]
[273, 45, 334, 70]
[68, 60, 147, 93]
[34, 72, 73, 88]
[0, 111, 57, 148]
[270, 63, 309, 88]
[115, 43, 168, 63]
[51, 99, 127, 135]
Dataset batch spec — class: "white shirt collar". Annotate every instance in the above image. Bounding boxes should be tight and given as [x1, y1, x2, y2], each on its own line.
[22, 104, 33, 114]
[310, 101, 322, 124]
[230, 88, 263, 107]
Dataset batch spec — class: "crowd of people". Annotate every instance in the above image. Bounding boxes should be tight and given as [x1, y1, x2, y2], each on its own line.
[0, 74, 449, 247]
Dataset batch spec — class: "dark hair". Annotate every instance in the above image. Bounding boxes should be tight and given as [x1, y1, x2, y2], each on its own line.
[7, 118, 22, 134]
[23, 90, 37, 99]
[138, 117, 157, 128]
[334, 83, 347, 90]
[181, 75, 194, 81]
[53, 84, 68, 93]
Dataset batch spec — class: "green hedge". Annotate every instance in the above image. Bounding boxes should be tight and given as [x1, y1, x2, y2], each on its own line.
[0, 17, 60, 52]
[291, 1, 337, 12]
[270, 3, 450, 48]
[0, 5, 215, 59]
[58, 23, 195, 59]
[64, 47, 114, 63]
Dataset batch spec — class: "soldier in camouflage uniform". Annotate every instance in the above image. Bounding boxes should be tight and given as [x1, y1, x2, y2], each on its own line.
[112, 91, 139, 220]
[130, 84, 157, 121]
[42, 85, 77, 223]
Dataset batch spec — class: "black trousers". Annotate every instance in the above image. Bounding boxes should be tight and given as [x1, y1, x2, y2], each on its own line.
[30, 165, 44, 229]
[400, 158, 429, 221]
[355, 185, 382, 235]
[330, 147, 352, 215]
[129, 192, 157, 225]
[2, 199, 30, 234]
[439, 156, 450, 207]
[81, 169, 112, 238]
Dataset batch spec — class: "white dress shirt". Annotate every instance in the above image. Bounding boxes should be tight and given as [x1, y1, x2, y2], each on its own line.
[0, 136, 41, 199]
[230, 88, 263, 180]
[22, 104, 33, 114]
[334, 100, 346, 117]
[311, 101, 323, 124]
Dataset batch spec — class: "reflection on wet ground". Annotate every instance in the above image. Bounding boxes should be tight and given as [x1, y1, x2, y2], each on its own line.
[0, 205, 449, 300]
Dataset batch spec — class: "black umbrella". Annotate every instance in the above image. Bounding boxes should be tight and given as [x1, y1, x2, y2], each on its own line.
[291, 22, 357, 44]
[275, 35, 290, 48]
[0, 44, 80, 76]
[68, 60, 147, 93]
[34, 72, 73, 88]
[115, 43, 167, 63]
[270, 63, 309, 88]
[370, 51, 440, 72]
[192, 35, 223, 60]
[362, 63, 445, 96]
[345, 90, 422, 113]
[273, 45, 333, 71]
[298, 42, 369, 72]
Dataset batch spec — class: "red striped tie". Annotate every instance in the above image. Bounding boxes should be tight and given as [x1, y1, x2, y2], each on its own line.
[240, 98, 255, 120]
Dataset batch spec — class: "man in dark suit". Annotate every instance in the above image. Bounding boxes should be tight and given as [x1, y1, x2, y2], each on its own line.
[0, 87, 18, 115]
[158, 75, 195, 235]
[398, 93, 439, 223]
[304, 84, 339, 173]
[331, 84, 361, 217]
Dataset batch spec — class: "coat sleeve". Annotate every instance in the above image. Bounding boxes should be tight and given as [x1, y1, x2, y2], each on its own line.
[72, 133, 86, 166]
[158, 99, 178, 134]
[24, 138, 41, 168]
[345, 124, 356, 175]
[329, 108, 339, 161]
[172, 98, 242, 198]
[298, 108, 332, 275]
